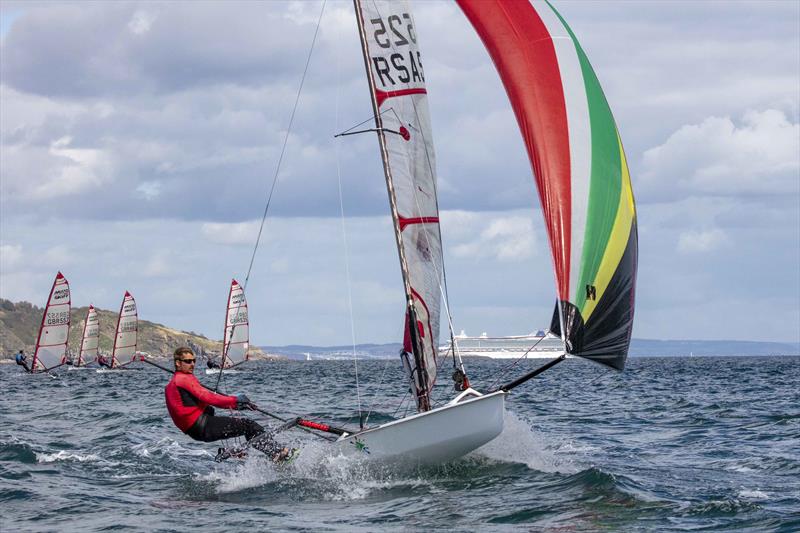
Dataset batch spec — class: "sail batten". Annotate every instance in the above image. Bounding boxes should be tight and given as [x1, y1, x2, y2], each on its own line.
[222, 279, 249, 368]
[458, 0, 638, 370]
[353, 0, 443, 410]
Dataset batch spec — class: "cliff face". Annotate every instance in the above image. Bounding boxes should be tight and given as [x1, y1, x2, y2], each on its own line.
[0, 299, 277, 360]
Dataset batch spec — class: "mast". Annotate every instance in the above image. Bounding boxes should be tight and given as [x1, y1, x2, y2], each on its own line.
[352, 0, 433, 411]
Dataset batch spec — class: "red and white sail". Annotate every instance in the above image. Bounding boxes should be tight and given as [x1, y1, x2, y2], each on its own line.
[111, 292, 137, 368]
[77, 305, 99, 366]
[354, 0, 443, 412]
[31, 272, 71, 372]
[222, 279, 249, 368]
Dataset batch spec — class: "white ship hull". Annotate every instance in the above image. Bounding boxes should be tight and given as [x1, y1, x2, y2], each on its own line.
[440, 332, 565, 359]
[335, 389, 505, 464]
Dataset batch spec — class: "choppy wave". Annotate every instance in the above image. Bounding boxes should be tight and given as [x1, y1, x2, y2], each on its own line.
[1, 356, 798, 531]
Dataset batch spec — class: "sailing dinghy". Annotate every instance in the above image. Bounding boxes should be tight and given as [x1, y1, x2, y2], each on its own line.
[106, 291, 139, 370]
[207, 279, 250, 375]
[30, 272, 71, 373]
[72, 305, 100, 368]
[301, 0, 637, 464]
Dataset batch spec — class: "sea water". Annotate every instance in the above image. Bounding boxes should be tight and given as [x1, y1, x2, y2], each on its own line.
[1, 356, 798, 532]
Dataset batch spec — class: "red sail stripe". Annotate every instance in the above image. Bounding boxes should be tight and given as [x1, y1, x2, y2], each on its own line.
[457, 0, 572, 300]
[375, 87, 427, 108]
[398, 215, 439, 232]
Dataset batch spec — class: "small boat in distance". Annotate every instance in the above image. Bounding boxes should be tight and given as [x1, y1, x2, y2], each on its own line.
[30, 272, 71, 373]
[207, 279, 249, 376]
[109, 291, 138, 369]
[440, 330, 565, 359]
[75, 305, 100, 367]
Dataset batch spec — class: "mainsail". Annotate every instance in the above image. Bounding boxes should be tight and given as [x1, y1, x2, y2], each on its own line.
[354, 0, 444, 411]
[31, 272, 71, 372]
[458, 0, 638, 370]
[77, 305, 100, 366]
[111, 291, 138, 368]
[222, 279, 249, 368]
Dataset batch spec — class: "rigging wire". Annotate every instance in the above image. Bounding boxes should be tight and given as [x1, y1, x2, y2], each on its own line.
[333, 9, 363, 429]
[485, 335, 551, 391]
[213, 0, 326, 396]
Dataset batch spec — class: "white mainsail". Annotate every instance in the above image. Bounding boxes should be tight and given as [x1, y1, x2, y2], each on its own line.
[32, 272, 71, 372]
[354, 0, 443, 412]
[111, 291, 137, 368]
[222, 279, 249, 368]
[77, 305, 99, 366]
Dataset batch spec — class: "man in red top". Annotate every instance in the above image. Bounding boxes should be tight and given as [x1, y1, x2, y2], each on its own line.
[165, 346, 287, 460]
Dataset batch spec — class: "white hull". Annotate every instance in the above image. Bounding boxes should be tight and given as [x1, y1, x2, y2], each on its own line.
[335, 389, 505, 464]
[440, 332, 565, 359]
[67, 366, 93, 371]
[204, 368, 241, 375]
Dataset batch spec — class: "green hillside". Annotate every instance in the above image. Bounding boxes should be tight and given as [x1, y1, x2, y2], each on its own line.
[0, 298, 274, 360]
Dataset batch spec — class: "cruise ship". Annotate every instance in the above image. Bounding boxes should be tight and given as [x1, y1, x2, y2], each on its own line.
[439, 330, 565, 359]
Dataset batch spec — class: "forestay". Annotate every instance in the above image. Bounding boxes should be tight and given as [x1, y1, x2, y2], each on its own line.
[222, 279, 249, 368]
[458, 0, 638, 370]
[31, 272, 71, 372]
[111, 292, 138, 368]
[78, 305, 99, 366]
[354, 0, 444, 411]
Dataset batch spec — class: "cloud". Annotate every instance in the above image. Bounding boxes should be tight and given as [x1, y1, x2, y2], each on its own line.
[128, 9, 156, 36]
[0, 243, 23, 271]
[201, 221, 261, 245]
[449, 214, 537, 262]
[677, 228, 730, 254]
[640, 109, 800, 201]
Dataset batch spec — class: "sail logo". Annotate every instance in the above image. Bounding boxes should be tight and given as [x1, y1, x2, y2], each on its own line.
[368, 14, 425, 89]
[53, 288, 69, 301]
[586, 284, 597, 301]
[123, 303, 136, 313]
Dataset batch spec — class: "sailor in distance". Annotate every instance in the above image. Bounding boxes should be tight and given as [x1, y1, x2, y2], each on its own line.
[164, 346, 288, 460]
[15, 350, 30, 373]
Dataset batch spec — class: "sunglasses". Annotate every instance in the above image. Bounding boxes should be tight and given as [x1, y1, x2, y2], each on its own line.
[179, 358, 196, 364]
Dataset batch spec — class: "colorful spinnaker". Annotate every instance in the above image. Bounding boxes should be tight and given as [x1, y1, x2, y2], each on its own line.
[458, 0, 638, 370]
[222, 279, 249, 368]
[77, 305, 99, 366]
[31, 272, 71, 372]
[354, 0, 444, 412]
[111, 292, 138, 368]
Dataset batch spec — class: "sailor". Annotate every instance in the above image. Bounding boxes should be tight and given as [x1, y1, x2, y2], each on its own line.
[206, 358, 221, 370]
[97, 355, 112, 368]
[15, 350, 30, 373]
[165, 347, 288, 460]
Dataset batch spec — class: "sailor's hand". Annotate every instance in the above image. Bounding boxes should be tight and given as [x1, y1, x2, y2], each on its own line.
[236, 393, 252, 410]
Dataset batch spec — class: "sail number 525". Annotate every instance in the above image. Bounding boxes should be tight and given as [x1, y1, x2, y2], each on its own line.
[371, 14, 416, 48]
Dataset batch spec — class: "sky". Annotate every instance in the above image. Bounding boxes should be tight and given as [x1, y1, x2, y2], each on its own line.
[1, 0, 798, 347]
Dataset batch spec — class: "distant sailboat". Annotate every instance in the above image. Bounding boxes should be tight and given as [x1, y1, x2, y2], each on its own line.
[76, 305, 100, 367]
[31, 272, 71, 373]
[110, 292, 138, 368]
[207, 279, 250, 375]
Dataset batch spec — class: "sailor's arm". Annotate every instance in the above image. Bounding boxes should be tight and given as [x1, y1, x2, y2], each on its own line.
[180, 374, 238, 409]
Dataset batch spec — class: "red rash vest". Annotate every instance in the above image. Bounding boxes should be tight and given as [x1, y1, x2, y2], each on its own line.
[165, 371, 237, 432]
